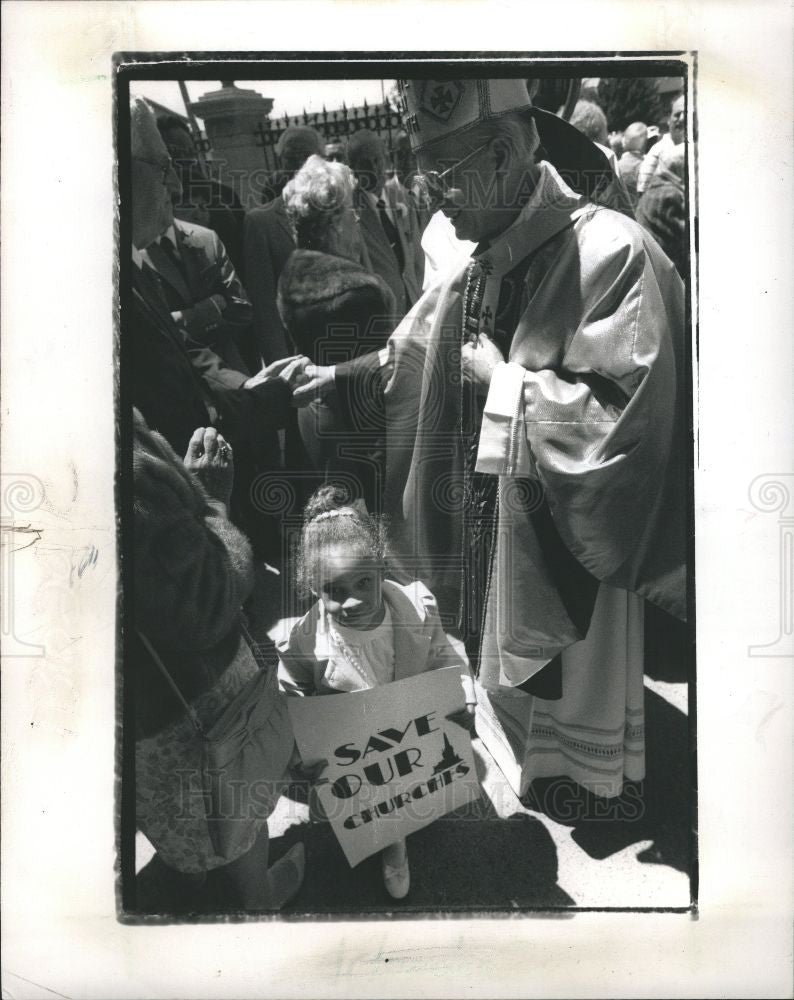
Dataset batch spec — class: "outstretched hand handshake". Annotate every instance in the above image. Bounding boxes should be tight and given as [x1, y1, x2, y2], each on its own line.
[291, 364, 335, 407]
[243, 354, 310, 391]
[243, 354, 336, 407]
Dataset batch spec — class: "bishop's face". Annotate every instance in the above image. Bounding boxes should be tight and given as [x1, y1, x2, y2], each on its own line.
[416, 131, 530, 245]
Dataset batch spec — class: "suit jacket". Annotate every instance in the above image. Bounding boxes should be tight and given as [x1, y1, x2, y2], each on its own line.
[207, 180, 246, 277]
[383, 176, 426, 301]
[141, 220, 252, 390]
[389, 173, 434, 236]
[243, 195, 295, 364]
[129, 262, 291, 458]
[276, 579, 473, 698]
[354, 189, 414, 320]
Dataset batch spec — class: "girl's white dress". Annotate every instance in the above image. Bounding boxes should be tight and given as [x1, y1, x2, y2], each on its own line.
[327, 605, 396, 690]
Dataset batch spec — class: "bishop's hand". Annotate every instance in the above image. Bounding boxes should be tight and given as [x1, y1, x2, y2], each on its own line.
[461, 333, 504, 396]
[244, 354, 310, 390]
[291, 364, 335, 407]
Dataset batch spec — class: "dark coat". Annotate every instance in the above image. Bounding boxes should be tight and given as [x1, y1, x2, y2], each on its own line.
[141, 220, 254, 385]
[243, 195, 296, 364]
[132, 410, 255, 737]
[277, 249, 395, 508]
[129, 264, 217, 454]
[354, 189, 409, 319]
[635, 171, 688, 278]
[129, 262, 291, 459]
[206, 181, 246, 278]
[278, 249, 395, 440]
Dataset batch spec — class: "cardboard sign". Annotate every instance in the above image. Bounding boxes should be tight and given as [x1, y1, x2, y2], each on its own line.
[287, 666, 481, 867]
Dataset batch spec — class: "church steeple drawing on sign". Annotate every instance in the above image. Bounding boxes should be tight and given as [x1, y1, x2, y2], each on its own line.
[431, 732, 464, 775]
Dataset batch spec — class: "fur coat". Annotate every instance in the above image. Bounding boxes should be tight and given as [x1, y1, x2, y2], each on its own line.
[132, 409, 255, 737]
[278, 248, 397, 463]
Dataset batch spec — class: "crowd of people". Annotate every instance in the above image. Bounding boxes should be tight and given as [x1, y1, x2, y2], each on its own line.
[127, 79, 689, 912]
[568, 94, 688, 270]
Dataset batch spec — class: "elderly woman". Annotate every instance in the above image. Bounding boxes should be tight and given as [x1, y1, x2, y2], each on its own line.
[278, 155, 395, 508]
[133, 408, 304, 911]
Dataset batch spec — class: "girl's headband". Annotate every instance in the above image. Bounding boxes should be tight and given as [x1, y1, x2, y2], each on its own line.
[311, 497, 369, 522]
[313, 508, 353, 522]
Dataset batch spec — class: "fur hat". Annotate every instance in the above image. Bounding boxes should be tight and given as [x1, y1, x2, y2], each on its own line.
[277, 249, 396, 360]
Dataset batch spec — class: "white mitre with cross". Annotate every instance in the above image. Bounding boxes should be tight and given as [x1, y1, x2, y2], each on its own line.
[398, 79, 535, 153]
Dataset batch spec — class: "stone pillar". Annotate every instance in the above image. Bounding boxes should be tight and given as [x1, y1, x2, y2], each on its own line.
[189, 80, 274, 210]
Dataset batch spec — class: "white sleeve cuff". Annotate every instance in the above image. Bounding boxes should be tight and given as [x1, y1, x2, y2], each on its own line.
[475, 361, 535, 476]
[461, 673, 476, 706]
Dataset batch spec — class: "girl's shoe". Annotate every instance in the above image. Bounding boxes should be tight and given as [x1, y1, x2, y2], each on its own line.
[381, 840, 410, 899]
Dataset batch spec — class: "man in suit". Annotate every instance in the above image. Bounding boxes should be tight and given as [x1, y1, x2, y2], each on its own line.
[141, 218, 256, 385]
[324, 139, 348, 163]
[157, 114, 246, 277]
[129, 96, 308, 553]
[243, 126, 324, 364]
[387, 129, 432, 234]
[348, 129, 424, 320]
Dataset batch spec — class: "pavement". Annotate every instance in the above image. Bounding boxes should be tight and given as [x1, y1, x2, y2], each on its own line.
[134, 568, 694, 915]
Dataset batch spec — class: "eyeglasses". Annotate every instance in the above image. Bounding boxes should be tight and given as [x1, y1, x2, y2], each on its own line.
[414, 141, 491, 207]
[134, 155, 174, 184]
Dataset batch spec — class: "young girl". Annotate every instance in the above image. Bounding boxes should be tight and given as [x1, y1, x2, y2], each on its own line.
[277, 485, 475, 900]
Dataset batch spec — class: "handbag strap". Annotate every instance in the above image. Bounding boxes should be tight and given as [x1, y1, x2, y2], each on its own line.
[137, 629, 206, 736]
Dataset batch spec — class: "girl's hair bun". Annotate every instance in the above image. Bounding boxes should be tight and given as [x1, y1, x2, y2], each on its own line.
[295, 485, 389, 596]
[303, 483, 353, 524]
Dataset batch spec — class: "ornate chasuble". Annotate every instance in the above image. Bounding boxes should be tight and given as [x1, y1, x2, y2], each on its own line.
[376, 160, 684, 693]
[459, 245, 600, 700]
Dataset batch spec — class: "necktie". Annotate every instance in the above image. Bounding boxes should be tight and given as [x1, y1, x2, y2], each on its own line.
[149, 233, 193, 303]
[377, 197, 404, 271]
[159, 233, 182, 269]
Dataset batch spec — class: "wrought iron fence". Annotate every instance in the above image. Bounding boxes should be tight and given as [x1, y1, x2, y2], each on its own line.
[254, 98, 404, 173]
[189, 79, 582, 179]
